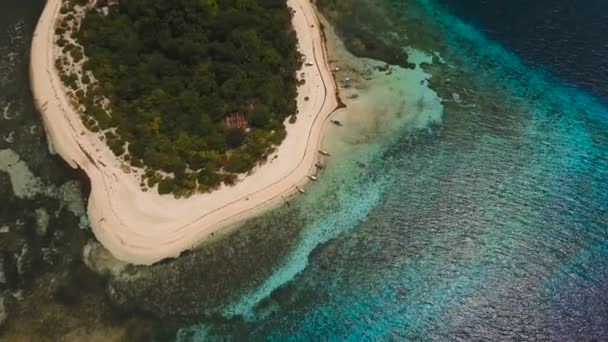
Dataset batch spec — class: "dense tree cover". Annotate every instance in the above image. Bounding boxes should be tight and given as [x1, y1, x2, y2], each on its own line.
[72, 0, 301, 196]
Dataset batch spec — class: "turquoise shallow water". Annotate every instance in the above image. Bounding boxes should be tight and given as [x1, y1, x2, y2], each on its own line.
[178, 0, 608, 340]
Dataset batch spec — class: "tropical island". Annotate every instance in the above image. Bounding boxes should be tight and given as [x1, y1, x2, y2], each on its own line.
[31, 0, 339, 264]
[54, 0, 302, 197]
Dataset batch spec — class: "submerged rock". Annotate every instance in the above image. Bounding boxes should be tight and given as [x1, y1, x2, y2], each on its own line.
[0, 149, 44, 199]
[0, 255, 5, 286]
[34, 208, 50, 237]
[58, 180, 89, 230]
[15, 244, 28, 277]
[0, 295, 7, 328]
[83, 241, 128, 278]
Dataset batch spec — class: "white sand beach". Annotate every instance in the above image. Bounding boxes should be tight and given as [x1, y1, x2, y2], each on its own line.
[30, 0, 339, 265]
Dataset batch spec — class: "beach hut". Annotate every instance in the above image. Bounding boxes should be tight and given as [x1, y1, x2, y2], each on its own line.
[223, 112, 248, 129]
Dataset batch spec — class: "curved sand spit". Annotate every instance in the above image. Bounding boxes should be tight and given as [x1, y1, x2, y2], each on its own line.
[31, 0, 339, 264]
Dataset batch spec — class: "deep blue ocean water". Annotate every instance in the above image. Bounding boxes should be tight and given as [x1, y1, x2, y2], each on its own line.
[443, 0, 608, 103]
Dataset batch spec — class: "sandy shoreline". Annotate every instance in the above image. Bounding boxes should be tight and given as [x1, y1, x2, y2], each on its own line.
[30, 0, 339, 265]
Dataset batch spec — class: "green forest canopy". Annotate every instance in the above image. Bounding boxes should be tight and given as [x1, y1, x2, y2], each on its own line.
[70, 0, 301, 196]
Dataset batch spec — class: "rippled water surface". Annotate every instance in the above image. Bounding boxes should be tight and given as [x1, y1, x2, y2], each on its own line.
[181, 0, 608, 339]
[442, 0, 608, 102]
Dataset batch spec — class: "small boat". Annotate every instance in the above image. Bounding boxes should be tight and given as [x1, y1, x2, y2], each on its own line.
[305, 61, 314, 66]
[308, 175, 318, 181]
[347, 94, 359, 99]
[318, 150, 331, 156]
[332, 67, 341, 72]
[330, 119, 343, 126]
[315, 162, 325, 169]
[296, 185, 306, 194]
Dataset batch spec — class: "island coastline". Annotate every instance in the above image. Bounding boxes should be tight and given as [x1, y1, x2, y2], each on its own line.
[30, 0, 340, 265]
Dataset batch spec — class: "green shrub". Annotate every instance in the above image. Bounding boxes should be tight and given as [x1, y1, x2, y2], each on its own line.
[108, 138, 125, 155]
[146, 172, 163, 187]
[223, 173, 237, 186]
[249, 105, 272, 128]
[269, 128, 287, 145]
[225, 152, 253, 174]
[71, 48, 84, 63]
[225, 128, 246, 149]
[157, 178, 175, 195]
[130, 158, 143, 168]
